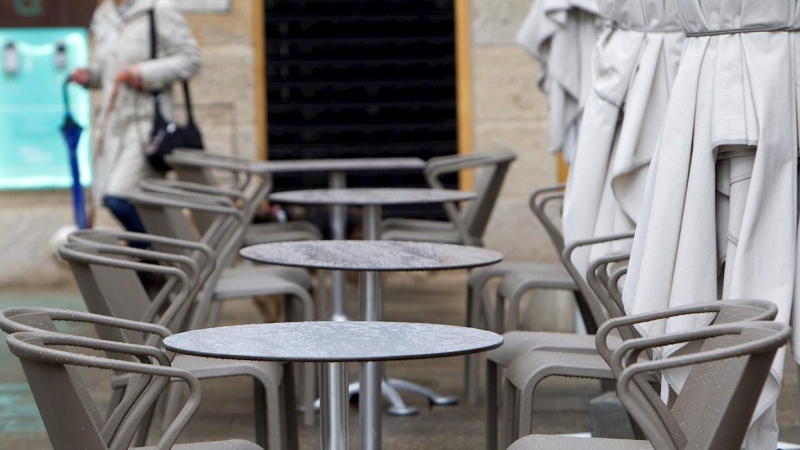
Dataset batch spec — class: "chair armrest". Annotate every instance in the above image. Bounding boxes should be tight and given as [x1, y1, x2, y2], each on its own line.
[167, 150, 262, 174]
[0, 307, 172, 340]
[141, 179, 247, 202]
[6, 331, 202, 450]
[595, 300, 778, 373]
[126, 191, 243, 218]
[58, 244, 193, 333]
[68, 230, 216, 280]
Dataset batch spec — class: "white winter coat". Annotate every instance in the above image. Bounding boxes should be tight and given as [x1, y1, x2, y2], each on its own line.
[87, 0, 201, 203]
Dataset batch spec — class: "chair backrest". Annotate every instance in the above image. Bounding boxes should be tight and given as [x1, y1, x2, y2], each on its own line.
[559, 233, 636, 332]
[528, 185, 567, 254]
[424, 150, 517, 246]
[58, 242, 194, 339]
[167, 151, 274, 230]
[5, 325, 199, 450]
[0, 308, 180, 450]
[127, 190, 244, 269]
[585, 251, 633, 337]
[615, 321, 789, 450]
[124, 190, 248, 329]
[595, 299, 779, 372]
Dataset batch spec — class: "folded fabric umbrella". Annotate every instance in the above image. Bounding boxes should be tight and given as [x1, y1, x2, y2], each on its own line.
[516, 0, 603, 162]
[623, 1, 800, 447]
[61, 78, 89, 229]
[562, 0, 684, 274]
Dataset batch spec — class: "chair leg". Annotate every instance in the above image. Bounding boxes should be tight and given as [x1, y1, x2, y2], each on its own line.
[486, 359, 499, 450]
[258, 376, 287, 450]
[254, 378, 268, 449]
[508, 292, 522, 333]
[287, 292, 318, 427]
[500, 378, 518, 450]
[301, 362, 316, 427]
[465, 283, 482, 404]
[516, 379, 539, 442]
[494, 293, 506, 335]
[134, 397, 155, 447]
[162, 383, 186, 431]
[281, 363, 300, 450]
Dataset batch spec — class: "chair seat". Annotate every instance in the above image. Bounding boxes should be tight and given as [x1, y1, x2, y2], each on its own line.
[509, 435, 653, 450]
[468, 261, 570, 289]
[172, 354, 283, 385]
[488, 331, 622, 367]
[381, 218, 457, 232]
[381, 226, 463, 244]
[498, 266, 578, 296]
[138, 439, 264, 450]
[222, 266, 311, 289]
[243, 221, 322, 246]
[214, 269, 309, 301]
[506, 350, 615, 388]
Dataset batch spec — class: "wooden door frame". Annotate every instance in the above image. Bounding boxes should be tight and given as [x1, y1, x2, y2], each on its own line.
[253, 0, 268, 160]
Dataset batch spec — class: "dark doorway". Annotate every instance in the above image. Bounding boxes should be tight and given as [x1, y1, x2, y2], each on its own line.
[263, 0, 460, 219]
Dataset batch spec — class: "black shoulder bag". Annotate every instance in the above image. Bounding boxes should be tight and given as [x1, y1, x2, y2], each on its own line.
[144, 8, 204, 172]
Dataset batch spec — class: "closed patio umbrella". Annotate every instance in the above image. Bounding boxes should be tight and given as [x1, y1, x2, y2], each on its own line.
[623, 1, 800, 447]
[517, 0, 604, 162]
[562, 0, 684, 274]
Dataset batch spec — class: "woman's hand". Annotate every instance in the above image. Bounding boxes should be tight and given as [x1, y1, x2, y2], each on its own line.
[115, 66, 143, 90]
[68, 68, 91, 87]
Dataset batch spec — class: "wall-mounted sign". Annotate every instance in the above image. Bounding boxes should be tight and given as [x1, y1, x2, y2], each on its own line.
[0, 28, 92, 190]
[176, 0, 231, 13]
[0, 0, 95, 28]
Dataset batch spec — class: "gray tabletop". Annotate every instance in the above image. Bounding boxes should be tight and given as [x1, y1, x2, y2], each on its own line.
[254, 158, 425, 174]
[163, 321, 504, 363]
[270, 188, 476, 206]
[240, 240, 503, 272]
[169, 153, 425, 175]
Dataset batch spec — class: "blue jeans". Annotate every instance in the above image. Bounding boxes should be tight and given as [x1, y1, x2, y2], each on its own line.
[103, 196, 149, 248]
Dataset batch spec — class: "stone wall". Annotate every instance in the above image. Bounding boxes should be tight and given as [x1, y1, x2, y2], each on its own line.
[471, 0, 560, 264]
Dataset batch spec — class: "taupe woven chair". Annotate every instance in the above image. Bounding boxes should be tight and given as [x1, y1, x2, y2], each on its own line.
[53, 243, 297, 450]
[497, 299, 779, 449]
[381, 150, 517, 247]
[166, 150, 322, 245]
[480, 232, 635, 441]
[123, 189, 315, 329]
[464, 186, 590, 404]
[121, 189, 317, 425]
[3, 314, 264, 450]
[508, 320, 790, 450]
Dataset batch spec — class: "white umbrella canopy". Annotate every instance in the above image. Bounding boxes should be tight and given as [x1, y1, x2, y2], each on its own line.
[517, 0, 604, 162]
[623, 1, 800, 447]
[562, 0, 685, 274]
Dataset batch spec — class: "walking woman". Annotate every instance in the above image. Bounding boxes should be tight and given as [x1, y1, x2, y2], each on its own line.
[69, 0, 201, 232]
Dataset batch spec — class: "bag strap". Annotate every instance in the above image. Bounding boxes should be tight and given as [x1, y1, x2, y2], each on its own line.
[148, 9, 157, 61]
[148, 7, 197, 126]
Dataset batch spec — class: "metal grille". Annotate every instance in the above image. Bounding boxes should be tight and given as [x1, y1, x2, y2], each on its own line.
[264, 0, 459, 218]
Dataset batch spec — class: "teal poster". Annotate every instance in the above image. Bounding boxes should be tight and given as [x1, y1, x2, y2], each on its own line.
[0, 28, 91, 190]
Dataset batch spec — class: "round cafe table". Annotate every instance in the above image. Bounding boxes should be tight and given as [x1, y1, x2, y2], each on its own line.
[164, 321, 502, 450]
[240, 240, 502, 450]
[171, 151, 426, 314]
[269, 188, 476, 322]
[246, 160, 428, 326]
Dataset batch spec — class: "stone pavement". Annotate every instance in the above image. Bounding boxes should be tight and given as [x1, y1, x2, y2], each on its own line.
[1, 272, 798, 449]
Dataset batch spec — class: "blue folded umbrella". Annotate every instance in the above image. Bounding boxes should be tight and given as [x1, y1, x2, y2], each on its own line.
[61, 78, 89, 229]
